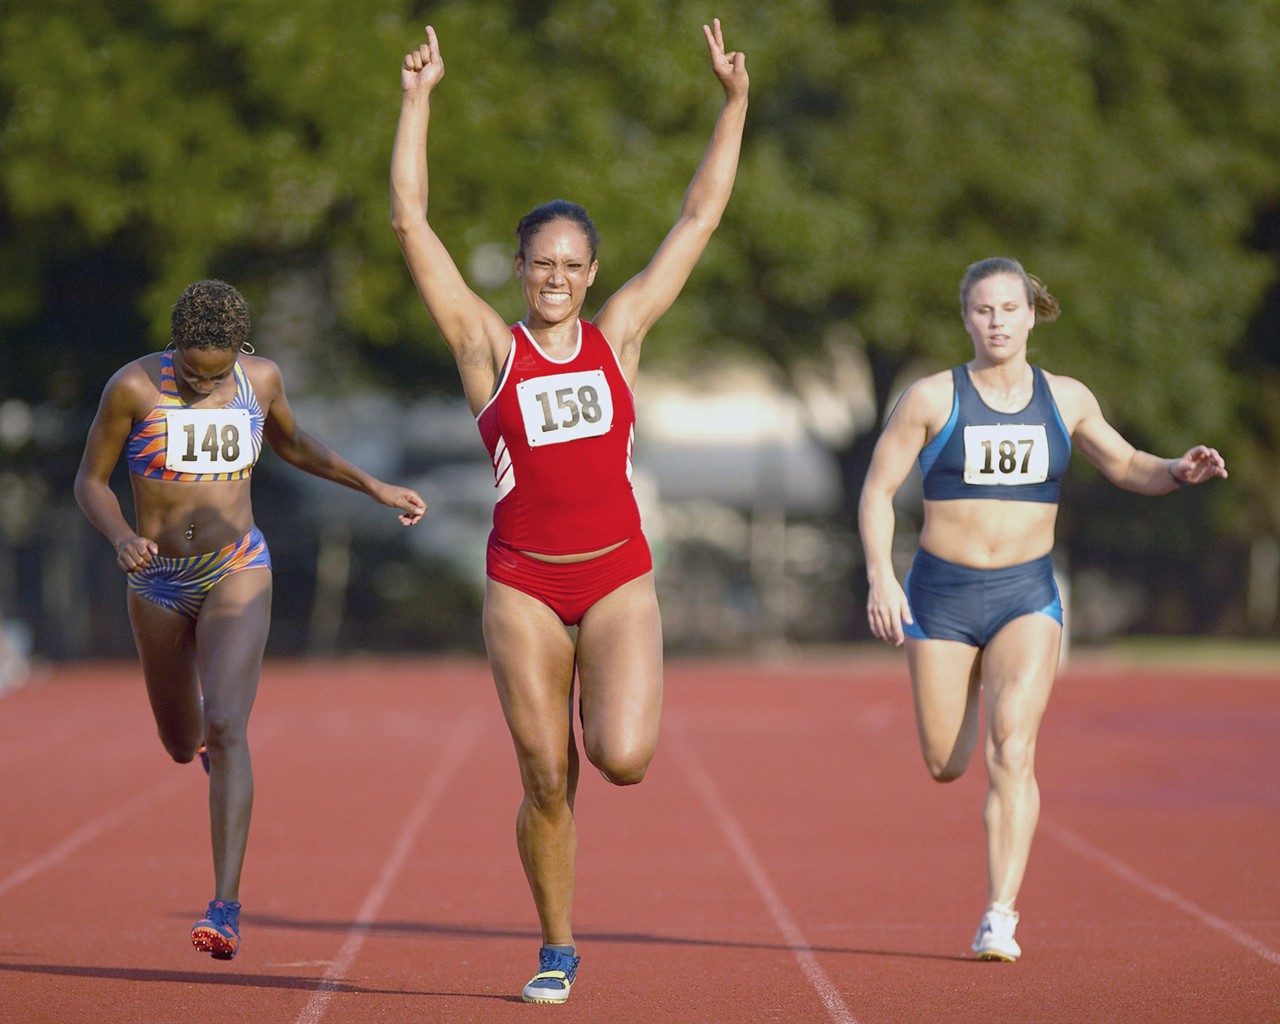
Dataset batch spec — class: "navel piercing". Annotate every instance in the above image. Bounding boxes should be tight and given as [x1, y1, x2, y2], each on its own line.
[185, 524, 195, 540]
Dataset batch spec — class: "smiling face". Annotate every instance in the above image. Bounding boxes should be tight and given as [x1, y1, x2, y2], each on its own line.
[515, 218, 598, 327]
[962, 272, 1036, 364]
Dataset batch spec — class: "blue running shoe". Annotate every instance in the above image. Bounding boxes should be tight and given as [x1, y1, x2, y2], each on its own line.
[191, 899, 241, 960]
[521, 945, 579, 1004]
[197, 745, 210, 775]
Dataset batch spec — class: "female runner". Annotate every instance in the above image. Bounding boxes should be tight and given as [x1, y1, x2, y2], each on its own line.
[859, 257, 1227, 961]
[391, 19, 747, 1003]
[75, 279, 426, 959]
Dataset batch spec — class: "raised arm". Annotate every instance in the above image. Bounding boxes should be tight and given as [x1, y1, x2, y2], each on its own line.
[391, 26, 510, 415]
[595, 18, 749, 383]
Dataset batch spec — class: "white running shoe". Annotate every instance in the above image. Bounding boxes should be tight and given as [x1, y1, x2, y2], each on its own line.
[972, 903, 1021, 961]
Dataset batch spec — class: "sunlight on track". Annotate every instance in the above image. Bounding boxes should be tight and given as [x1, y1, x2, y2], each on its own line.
[671, 726, 860, 1024]
[1040, 815, 1280, 966]
[293, 713, 486, 1024]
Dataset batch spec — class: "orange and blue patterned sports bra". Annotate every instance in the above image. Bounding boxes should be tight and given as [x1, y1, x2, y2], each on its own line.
[126, 349, 265, 481]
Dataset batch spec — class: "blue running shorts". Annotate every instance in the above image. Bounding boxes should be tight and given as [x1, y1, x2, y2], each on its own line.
[902, 548, 1062, 647]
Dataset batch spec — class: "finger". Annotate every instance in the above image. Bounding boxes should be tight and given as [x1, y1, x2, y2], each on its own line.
[712, 16, 725, 51]
[426, 24, 438, 53]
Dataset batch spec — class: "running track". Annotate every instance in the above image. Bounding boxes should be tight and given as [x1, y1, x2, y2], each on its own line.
[1, 655, 1277, 1023]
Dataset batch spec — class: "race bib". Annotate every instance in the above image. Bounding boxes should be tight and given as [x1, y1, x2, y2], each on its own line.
[164, 408, 254, 474]
[962, 423, 1049, 485]
[516, 370, 613, 447]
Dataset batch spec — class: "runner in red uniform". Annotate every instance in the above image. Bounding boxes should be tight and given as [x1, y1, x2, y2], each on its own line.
[391, 20, 748, 1003]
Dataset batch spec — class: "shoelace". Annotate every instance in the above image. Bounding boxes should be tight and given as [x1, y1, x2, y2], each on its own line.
[207, 902, 240, 930]
[537, 949, 577, 975]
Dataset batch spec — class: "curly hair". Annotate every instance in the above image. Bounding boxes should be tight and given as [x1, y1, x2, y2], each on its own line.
[959, 257, 1061, 323]
[170, 280, 251, 351]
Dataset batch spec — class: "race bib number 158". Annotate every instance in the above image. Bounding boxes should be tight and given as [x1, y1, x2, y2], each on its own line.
[516, 370, 614, 447]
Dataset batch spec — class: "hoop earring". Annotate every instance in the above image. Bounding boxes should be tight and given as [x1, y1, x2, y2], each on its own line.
[240, 342, 256, 354]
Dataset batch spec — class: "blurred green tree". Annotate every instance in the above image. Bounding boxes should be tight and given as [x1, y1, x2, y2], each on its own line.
[1, 0, 1277, 638]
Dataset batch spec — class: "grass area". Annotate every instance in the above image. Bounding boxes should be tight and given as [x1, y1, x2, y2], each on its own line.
[1079, 636, 1280, 670]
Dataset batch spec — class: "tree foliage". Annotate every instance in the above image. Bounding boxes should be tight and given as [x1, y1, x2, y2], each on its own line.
[2, 0, 1278, 568]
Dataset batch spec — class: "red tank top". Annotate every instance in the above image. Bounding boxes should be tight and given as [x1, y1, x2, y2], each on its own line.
[477, 320, 640, 554]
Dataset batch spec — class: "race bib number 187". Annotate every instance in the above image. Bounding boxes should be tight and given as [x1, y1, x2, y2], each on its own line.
[516, 370, 614, 447]
[164, 408, 254, 473]
[962, 423, 1049, 485]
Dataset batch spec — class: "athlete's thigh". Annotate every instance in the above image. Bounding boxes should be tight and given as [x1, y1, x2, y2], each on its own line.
[979, 613, 1062, 740]
[483, 578, 578, 761]
[906, 636, 983, 766]
[195, 567, 272, 722]
[574, 572, 663, 756]
[128, 589, 200, 718]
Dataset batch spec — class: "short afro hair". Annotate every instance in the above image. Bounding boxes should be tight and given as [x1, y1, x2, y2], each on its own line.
[171, 279, 251, 351]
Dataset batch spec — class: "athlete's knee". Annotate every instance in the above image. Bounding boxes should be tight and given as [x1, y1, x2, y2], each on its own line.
[519, 754, 573, 809]
[920, 734, 975, 782]
[201, 708, 249, 757]
[925, 756, 965, 783]
[159, 733, 201, 765]
[584, 738, 653, 786]
[596, 757, 649, 787]
[153, 717, 201, 763]
[987, 728, 1036, 778]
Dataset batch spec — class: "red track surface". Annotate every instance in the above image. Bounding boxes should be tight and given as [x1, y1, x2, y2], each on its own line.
[1, 655, 1277, 1023]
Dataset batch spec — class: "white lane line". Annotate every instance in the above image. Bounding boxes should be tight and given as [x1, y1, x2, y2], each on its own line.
[293, 714, 484, 1024]
[1040, 815, 1280, 965]
[0, 770, 192, 899]
[1, 717, 291, 899]
[673, 733, 859, 1024]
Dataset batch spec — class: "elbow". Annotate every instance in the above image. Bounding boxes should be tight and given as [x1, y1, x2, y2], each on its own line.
[71, 474, 92, 514]
[676, 207, 722, 245]
[390, 205, 427, 244]
[389, 203, 414, 236]
[390, 216, 420, 252]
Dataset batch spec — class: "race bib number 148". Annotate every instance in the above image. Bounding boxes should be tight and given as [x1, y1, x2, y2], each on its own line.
[164, 408, 254, 474]
[516, 370, 614, 447]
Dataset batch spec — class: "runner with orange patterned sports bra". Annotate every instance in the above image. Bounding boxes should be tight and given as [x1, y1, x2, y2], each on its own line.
[74, 279, 427, 961]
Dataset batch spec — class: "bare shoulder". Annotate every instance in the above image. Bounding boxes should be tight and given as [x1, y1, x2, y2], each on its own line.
[894, 368, 954, 424]
[238, 353, 285, 398]
[1042, 369, 1100, 426]
[104, 356, 161, 415]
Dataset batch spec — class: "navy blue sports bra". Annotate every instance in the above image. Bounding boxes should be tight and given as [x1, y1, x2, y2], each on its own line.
[919, 365, 1071, 503]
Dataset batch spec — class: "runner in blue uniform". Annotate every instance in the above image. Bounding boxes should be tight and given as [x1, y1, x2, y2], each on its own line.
[858, 257, 1227, 961]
